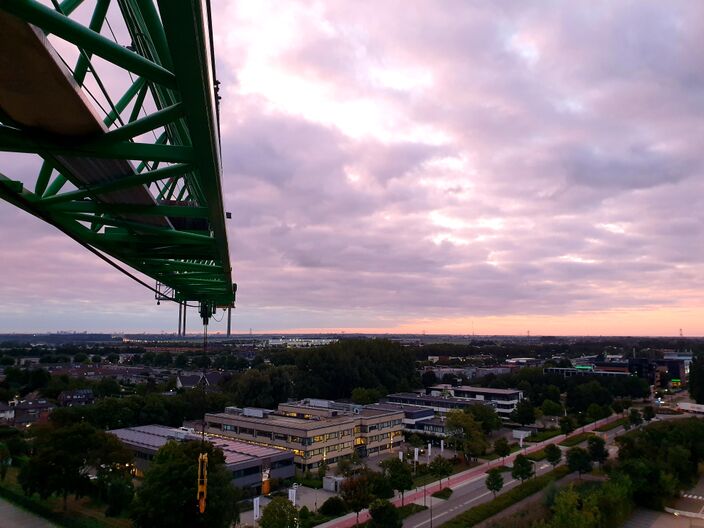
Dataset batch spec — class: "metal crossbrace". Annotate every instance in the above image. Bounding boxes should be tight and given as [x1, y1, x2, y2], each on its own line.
[0, 0, 235, 307]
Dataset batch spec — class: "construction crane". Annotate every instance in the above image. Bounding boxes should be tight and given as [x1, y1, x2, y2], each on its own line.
[0, 0, 235, 513]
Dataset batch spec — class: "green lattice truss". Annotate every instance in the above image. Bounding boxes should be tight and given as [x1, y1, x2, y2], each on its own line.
[0, 0, 235, 308]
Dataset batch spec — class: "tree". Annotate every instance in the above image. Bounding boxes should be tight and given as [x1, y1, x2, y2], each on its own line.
[511, 454, 534, 482]
[566, 447, 592, 478]
[688, 354, 704, 404]
[19, 423, 132, 512]
[642, 406, 655, 422]
[445, 410, 487, 461]
[541, 399, 563, 418]
[319, 496, 347, 516]
[340, 473, 372, 526]
[545, 443, 562, 468]
[628, 408, 643, 427]
[466, 405, 501, 434]
[369, 499, 401, 528]
[428, 455, 453, 488]
[587, 436, 608, 467]
[407, 434, 424, 448]
[586, 403, 608, 423]
[0, 442, 9, 481]
[131, 441, 238, 528]
[381, 458, 413, 506]
[493, 437, 511, 462]
[421, 371, 437, 388]
[546, 486, 599, 528]
[485, 468, 504, 497]
[317, 461, 328, 479]
[612, 400, 624, 414]
[99, 473, 134, 517]
[260, 497, 298, 528]
[510, 399, 536, 426]
[559, 415, 576, 435]
[95, 377, 121, 398]
[351, 387, 382, 405]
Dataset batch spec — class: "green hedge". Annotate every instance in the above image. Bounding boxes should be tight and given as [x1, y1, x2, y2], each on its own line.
[432, 488, 453, 500]
[0, 485, 107, 528]
[558, 432, 594, 447]
[595, 418, 627, 432]
[440, 466, 570, 528]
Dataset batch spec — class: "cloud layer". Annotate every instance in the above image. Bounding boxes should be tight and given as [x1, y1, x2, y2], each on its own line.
[1, 1, 703, 334]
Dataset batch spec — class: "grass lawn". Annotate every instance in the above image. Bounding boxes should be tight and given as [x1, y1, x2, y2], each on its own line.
[432, 488, 453, 500]
[486, 465, 512, 474]
[595, 417, 627, 432]
[483, 443, 520, 461]
[559, 431, 594, 447]
[0, 468, 130, 528]
[525, 449, 547, 461]
[526, 429, 562, 443]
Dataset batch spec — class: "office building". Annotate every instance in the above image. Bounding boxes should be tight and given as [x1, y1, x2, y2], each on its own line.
[205, 399, 404, 471]
[427, 384, 523, 418]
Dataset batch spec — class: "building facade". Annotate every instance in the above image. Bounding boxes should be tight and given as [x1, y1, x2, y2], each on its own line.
[205, 399, 404, 471]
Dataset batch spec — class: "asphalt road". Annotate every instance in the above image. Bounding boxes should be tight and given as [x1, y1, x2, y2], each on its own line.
[404, 460, 555, 528]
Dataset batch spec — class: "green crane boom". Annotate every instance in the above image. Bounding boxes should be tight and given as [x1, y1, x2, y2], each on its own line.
[0, 0, 235, 310]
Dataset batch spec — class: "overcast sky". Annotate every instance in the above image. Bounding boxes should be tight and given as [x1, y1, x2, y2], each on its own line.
[1, 1, 703, 335]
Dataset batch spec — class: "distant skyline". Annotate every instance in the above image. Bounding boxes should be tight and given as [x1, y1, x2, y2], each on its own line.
[2, 1, 704, 335]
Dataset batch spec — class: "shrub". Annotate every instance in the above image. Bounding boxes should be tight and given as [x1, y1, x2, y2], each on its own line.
[319, 496, 348, 516]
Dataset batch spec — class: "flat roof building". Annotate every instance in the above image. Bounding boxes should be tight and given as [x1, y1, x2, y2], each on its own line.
[205, 400, 404, 472]
[109, 425, 294, 493]
[384, 392, 492, 414]
[427, 384, 523, 418]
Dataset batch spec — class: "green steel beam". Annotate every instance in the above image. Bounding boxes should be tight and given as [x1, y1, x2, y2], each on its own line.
[47, 201, 208, 218]
[157, 0, 232, 284]
[0, 125, 194, 163]
[101, 102, 184, 142]
[39, 163, 194, 205]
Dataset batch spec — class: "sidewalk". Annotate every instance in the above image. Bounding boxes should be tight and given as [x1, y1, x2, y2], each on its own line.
[0, 498, 57, 528]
